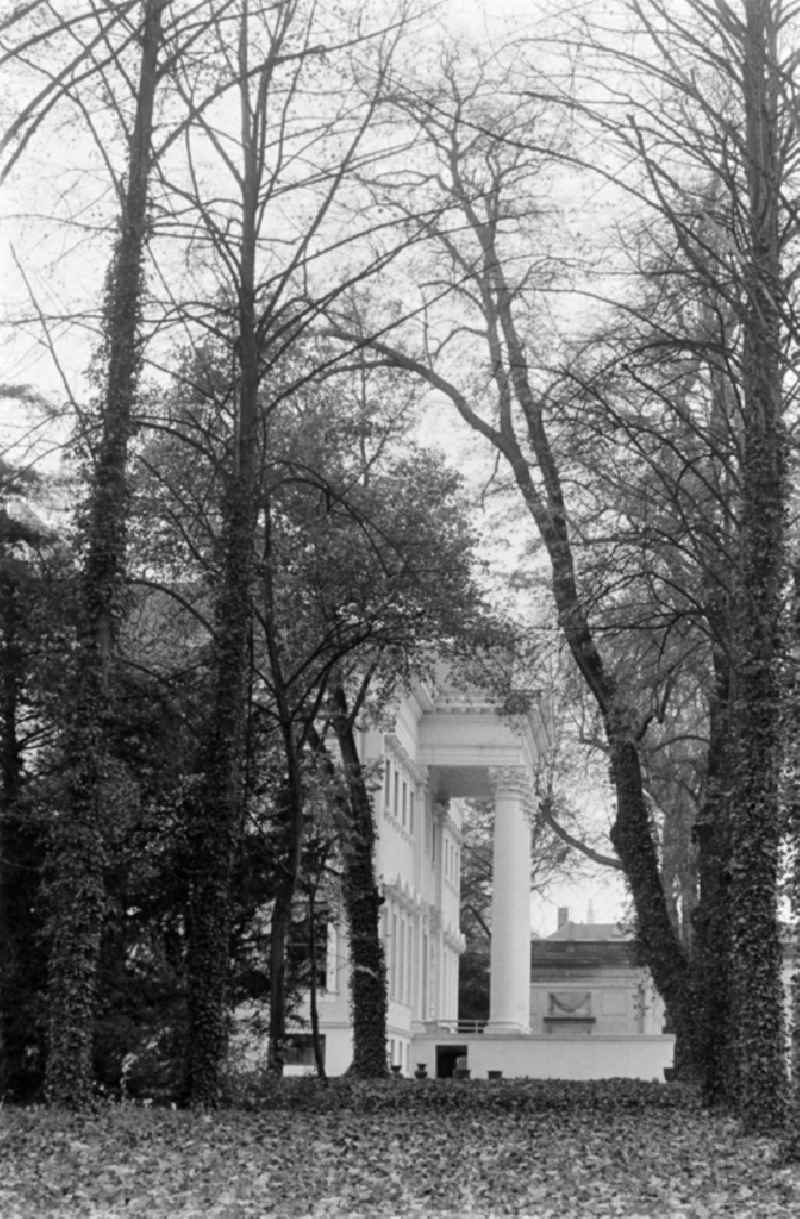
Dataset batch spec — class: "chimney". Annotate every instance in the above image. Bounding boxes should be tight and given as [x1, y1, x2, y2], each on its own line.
[557, 906, 569, 929]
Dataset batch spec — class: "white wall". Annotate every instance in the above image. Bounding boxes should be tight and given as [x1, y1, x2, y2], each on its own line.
[412, 1032, 676, 1081]
[530, 973, 666, 1036]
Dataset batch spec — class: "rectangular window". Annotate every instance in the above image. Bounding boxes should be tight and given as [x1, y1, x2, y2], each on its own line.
[287, 904, 328, 991]
[283, 1033, 325, 1068]
[402, 780, 407, 829]
[383, 759, 391, 809]
[409, 791, 415, 836]
[326, 923, 338, 994]
[382, 911, 391, 988]
[403, 921, 409, 1003]
[391, 912, 398, 1000]
[394, 772, 399, 817]
[422, 930, 428, 1019]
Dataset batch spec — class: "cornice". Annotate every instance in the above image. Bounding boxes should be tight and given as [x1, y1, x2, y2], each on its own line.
[385, 733, 428, 786]
[381, 873, 422, 914]
[429, 698, 499, 717]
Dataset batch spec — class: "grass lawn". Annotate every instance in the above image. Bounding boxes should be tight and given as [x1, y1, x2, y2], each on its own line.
[1, 1079, 798, 1217]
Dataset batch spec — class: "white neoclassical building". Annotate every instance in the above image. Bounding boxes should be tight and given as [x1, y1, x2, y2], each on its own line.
[285, 676, 675, 1081]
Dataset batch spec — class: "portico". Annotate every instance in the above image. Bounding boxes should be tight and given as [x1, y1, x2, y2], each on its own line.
[416, 685, 546, 1035]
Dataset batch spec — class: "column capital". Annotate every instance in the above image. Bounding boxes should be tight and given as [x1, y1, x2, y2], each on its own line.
[488, 765, 534, 806]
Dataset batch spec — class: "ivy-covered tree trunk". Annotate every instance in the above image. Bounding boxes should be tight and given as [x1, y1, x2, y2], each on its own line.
[0, 566, 24, 1086]
[186, 445, 259, 1101]
[44, 0, 164, 1106]
[0, 565, 44, 1098]
[690, 652, 735, 1107]
[266, 768, 304, 1077]
[330, 684, 387, 1078]
[259, 473, 308, 1078]
[185, 407, 259, 1101]
[185, 9, 261, 1105]
[306, 884, 326, 1079]
[266, 893, 290, 1077]
[726, 0, 787, 1132]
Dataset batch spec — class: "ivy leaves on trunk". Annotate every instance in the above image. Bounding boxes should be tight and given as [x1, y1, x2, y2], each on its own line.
[44, 0, 165, 1107]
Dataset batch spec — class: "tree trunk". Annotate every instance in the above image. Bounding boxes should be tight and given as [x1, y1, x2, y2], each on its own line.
[727, 0, 787, 1132]
[0, 568, 23, 1088]
[265, 751, 306, 1076]
[607, 734, 693, 1070]
[267, 890, 290, 1077]
[0, 568, 44, 1099]
[45, 0, 164, 1106]
[185, 320, 258, 1100]
[494, 262, 695, 1072]
[330, 684, 388, 1078]
[185, 8, 262, 1107]
[186, 476, 258, 1103]
[260, 485, 307, 1076]
[307, 885, 327, 1079]
[691, 653, 735, 1108]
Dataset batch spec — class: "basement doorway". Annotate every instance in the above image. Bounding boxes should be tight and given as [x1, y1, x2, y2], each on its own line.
[436, 1045, 467, 1078]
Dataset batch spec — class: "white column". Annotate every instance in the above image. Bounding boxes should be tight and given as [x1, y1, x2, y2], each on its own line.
[488, 767, 532, 1033]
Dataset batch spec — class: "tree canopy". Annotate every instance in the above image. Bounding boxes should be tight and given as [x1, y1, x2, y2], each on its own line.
[1, 0, 799, 1135]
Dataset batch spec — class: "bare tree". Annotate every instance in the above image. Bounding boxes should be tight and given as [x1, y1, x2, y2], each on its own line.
[560, 0, 794, 1126]
[11, 0, 168, 1106]
[144, 0, 416, 1103]
[331, 82, 695, 1069]
[328, 2, 799, 1127]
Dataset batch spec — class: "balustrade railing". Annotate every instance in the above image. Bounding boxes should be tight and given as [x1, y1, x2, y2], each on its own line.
[428, 1019, 487, 1035]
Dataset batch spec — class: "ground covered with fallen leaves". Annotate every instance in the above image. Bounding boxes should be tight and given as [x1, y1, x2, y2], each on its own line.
[2, 1078, 798, 1217]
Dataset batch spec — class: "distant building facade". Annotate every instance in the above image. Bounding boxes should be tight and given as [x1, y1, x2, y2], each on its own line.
[530, 910, 665, 1039]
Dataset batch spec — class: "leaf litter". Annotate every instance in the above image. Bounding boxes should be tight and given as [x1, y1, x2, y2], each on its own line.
[0, 1079, 797, 1217]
